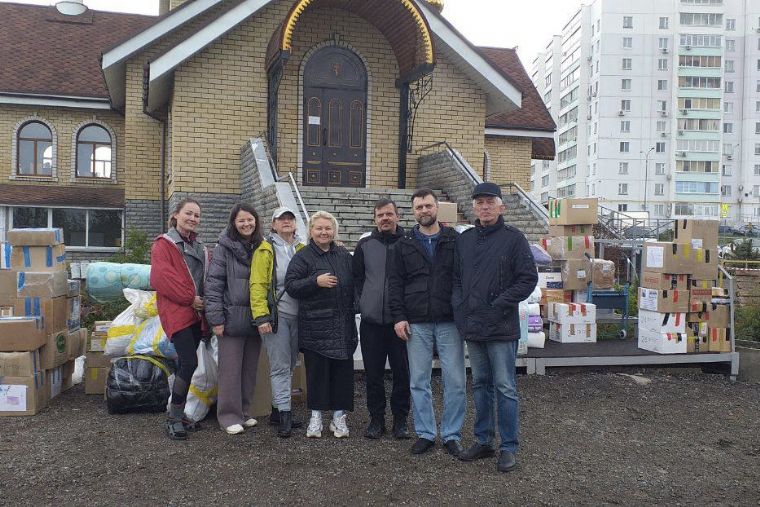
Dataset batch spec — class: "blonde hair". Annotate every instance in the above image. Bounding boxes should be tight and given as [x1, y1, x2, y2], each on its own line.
[308, 210, 339, 240]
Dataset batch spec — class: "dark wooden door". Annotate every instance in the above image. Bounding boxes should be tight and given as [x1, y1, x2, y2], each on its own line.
[303, 47, 367, 187]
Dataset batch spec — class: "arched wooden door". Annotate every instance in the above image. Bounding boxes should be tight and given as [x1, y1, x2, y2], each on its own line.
[303, 47, 367, 187]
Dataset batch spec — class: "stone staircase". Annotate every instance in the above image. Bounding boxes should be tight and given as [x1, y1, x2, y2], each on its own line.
[298, 186, 451, 250]
[502, 192, 548, 243]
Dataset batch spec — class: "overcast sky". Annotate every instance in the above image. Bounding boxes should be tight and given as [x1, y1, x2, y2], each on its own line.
[3, 0, 583, 66]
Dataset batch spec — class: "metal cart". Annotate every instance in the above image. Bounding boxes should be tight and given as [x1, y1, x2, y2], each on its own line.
[585, 254, 634, 339]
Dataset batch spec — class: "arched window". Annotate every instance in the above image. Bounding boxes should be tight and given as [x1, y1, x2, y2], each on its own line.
[76, 124, 112, 178]
[17, 121, 53, 176]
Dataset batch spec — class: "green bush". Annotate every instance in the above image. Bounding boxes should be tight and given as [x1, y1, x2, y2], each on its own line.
[736, 304, 760, 342]
[730, 239, 759, 261]
[110, 229, 151, 264]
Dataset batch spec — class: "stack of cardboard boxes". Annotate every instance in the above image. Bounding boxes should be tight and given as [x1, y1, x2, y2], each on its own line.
[85, 321, 112, 395]
[0, 228, 86, 415]
[541, 198, 609, 344]
[638, 219, 729, 354]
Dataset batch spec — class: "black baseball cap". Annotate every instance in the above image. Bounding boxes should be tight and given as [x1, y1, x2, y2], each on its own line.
[471, 182, 502, 199]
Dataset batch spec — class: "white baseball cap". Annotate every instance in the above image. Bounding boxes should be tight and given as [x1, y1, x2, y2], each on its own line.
[272, 206, 296, 221]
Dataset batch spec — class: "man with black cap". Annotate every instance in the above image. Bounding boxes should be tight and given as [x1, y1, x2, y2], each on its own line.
[452, 182, 538, 473]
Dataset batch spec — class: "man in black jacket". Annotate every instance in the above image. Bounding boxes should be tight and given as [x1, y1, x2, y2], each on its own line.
[353, 198, 410, 440]
[453, 182, 538, 473]
[388, 189, 466, 457]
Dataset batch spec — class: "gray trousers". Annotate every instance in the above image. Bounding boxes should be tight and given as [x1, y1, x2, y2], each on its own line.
[216, 335, 261, 428]
[261, 314, 299, 411]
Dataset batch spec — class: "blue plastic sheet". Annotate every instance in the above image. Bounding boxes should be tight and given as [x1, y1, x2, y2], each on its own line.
[87, 262, 152, 303]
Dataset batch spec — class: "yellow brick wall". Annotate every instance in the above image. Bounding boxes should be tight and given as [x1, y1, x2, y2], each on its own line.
[0, 104, 125, 189]
[484, 136, 532, 189]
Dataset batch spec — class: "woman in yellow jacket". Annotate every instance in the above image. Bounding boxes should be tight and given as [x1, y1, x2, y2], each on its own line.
[250, 206, 305, 438]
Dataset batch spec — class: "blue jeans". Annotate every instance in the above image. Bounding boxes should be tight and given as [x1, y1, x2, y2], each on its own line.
[407, 322, 466, 442]
[467, 340, 519, 453]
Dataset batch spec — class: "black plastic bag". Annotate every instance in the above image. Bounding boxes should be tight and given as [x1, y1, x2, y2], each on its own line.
[106, 355, 174, 414]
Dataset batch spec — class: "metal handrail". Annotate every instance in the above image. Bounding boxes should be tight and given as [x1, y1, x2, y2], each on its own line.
[417, 141, 481, 186]
[718, 264, 736, 353]
[722, 259, 760, 269]
[504, 182, 549, 223]
[288, 171, 310, 221]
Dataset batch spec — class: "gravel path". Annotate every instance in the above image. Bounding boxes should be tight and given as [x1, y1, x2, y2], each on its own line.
[1, 371, 759, 506]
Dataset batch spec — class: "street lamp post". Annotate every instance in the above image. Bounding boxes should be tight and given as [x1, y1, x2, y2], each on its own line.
[643, 146, 655, 212]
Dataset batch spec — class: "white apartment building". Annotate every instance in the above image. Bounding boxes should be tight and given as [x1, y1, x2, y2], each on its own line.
[530, 0, 760, 225]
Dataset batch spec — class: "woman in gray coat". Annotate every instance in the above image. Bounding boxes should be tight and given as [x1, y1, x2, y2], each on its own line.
[205, 203, 263, 435]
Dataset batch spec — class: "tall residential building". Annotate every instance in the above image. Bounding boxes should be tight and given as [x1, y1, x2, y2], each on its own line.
[530, 0, 760, 225]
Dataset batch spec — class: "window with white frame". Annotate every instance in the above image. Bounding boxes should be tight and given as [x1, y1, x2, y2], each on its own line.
[755, 185, 760, 197]
[655, 163, 666, 175]
[9, 207, 123, 249]
[620, 142, 630, 153]
[724, 123, 733, 133]
[656, 142, 666, 153]
[756, 122, 760, 134]
[756, 101, 760, 112]
[622, 37, 632, 48]
[755, 164, 760, 176]
[622, 58, 632, 70]
[621, 79, 631, 90]
[724, 102, 734, 113]
[620, 121, 630, 133]
[659, 17, 669, 29]
[542, 175, 549, 187]
[756, 144, 760, 156]
[654, 204, 665, 216]
[726, 18, 735, 30]
[725, 60, 734, 72]
[725, 81, 734, 93]
[657, 100, 667, 112]
[659, 37, 669, 49]
[618, 183, 628, 195]
[721, 185, 732, 197]
[621, 99, 631, 111]
[722, 165, 732, 176]
[655, 184, 664, 196]
[619, 162, 629, 174]
[623, 16, 633, 28]
[658, 59, 668, 71]
[618, 204, 628, 212]
[658, 80, 668, 90]
[757, 80, 760, 92]
[726, 39, 735, 51]
[657, 120, 667, 131]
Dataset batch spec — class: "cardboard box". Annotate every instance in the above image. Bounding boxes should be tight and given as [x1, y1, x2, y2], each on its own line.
[39, 330, 69, 370]
[638, 310, 686, 334]
[67, 279, 81, 298]
[673, 219, 719, 250]
[88, 334, 107, 353]
[12, 296, 68, 335]
[638, 287, 689, 313]
[47, 360, 74, 400]
[85, 351, 113, 369]
[689, 279, 716, 290]
[549, 322, 597, 343]
[689, 287, 713, 306]
[84, 367, 109, 395]
[1, 243, 10, 270]
[66, 296, 81, 332]
[590, 259, 615, 289]
[540, 236, 594, 261]
[688, 321, 709, 338]
[538, 271, 563, 289]
[437, 202, 458, 224]
[0, 317, 46, 352]
[548, 198, 598, 225]
[93, 321, 112, 333]
[548, 224, 594, 237]
[548, 302, 596, 324]
[638, 328, 689, 354]
[7, 271, 69, 298]
[0, 350, 42, 377]
[7, 228, 63, 247]
[11, 244, 66, 272]
[708, 328, 731, 353]
[688, 304, 730, 328]
[67, 329, 86, 360]
[541, 289, 573, 305]
[687, 333, 710, 353]
[0, 372, 48, 416]
[561, 259, 590, 291]
[712, 286, 729, 298]
[641, 271, 689, 291]
[642, 242, 717, 278]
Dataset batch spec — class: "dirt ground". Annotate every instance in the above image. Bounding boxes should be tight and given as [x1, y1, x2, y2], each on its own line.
[1, 370, 759, 506]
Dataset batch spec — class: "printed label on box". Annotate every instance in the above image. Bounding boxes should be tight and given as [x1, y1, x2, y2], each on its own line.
[646, 246, 664, 269]
[0, 384, 27, 412]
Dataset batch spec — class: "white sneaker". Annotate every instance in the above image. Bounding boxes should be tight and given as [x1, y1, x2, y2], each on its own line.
[225, 424, 244, 435]
[243, 418, 258, 428]
[306, 412, 323, 438]
[330, 414, 349, 438]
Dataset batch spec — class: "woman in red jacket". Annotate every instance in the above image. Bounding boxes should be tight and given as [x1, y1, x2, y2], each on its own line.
[150, 198, 210, 440]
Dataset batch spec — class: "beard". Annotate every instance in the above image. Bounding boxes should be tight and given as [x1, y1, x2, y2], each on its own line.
[417, 214, 437, 227]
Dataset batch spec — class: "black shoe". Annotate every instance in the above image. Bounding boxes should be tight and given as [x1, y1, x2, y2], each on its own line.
[364, 417, 386, 439]
[443, 439, 464, 457]
[410, 437, 436, 455]
[497, 451, 518, 473]
[278, 410, 293, 438]
[166, 418, 188, 440]
[458, 443, 496, 462]
[269, 407, 280, 426]
[182, 417, 202, 432]
[392, 417, 411, 440]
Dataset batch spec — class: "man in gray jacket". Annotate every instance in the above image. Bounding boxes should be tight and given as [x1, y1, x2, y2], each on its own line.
[353, 198, 410, 440]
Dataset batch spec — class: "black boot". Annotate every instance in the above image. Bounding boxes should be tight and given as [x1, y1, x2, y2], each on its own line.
[278, 410, 293, 438]
[269, 406, 280, 426]
[392, 416, 411, 440]
[166, 403, 188, 440]
[364, 416, 386, 439]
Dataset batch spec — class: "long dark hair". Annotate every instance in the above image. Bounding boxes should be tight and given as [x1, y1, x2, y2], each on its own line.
[227, 203, 263, 247]
[168, 198, 201, 229]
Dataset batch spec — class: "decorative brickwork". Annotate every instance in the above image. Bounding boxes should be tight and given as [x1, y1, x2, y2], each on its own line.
[125, 199, 164, 238]
[484, 136, 532, 189]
